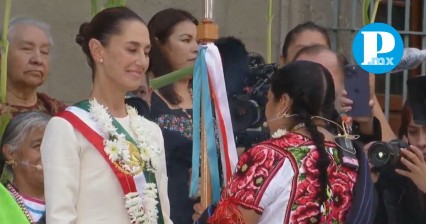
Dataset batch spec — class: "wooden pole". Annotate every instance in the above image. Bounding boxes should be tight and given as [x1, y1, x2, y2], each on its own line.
[197, 0, 218, 210]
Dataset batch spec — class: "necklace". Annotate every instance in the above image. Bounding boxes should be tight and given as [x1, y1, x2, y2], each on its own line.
[291, 123, 305, 131]
[7, 183, 34, 223]
[179, 85, 193, 119]
[181, 108, 192, 119]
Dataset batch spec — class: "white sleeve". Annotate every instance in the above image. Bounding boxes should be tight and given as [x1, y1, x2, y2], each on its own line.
[258, 159, 295, 223]
[41, 117, 80, 224]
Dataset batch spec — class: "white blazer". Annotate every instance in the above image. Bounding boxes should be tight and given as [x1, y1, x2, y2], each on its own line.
[41, 114, 172, 224]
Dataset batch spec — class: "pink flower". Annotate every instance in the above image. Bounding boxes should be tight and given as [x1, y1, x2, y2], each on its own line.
[303, 151, 320, 176]
[290, 201, 320, 224]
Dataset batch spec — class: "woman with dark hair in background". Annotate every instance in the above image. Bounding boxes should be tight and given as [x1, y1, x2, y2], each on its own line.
[282, 21, 395, 143]
[41, 7, 171, 223]
[147, 8, 200, 224]
[208, 61, 374, 223]
[0, 112, 51, 224]
[280, 21, 331, 65]
[293, 45, 383, 144]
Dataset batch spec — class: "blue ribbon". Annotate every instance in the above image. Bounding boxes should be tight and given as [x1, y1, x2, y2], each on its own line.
[190, 46, 221, 203]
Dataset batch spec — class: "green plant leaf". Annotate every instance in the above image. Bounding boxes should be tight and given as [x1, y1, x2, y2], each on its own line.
[362, 0, 371, 25]
[150, 66, 194, 89]
[0, 112, 11, 139]
[92, 0, 127, 16]
[266, 0, 274, 64]
[1, 0, 12, 105]
[362, 0, 381, 25]
[104, 0, 127, 8]
[91, 0, 99, 17]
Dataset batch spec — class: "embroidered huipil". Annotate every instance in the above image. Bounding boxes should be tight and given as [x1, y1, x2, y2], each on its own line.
[211, 132, 358, 224]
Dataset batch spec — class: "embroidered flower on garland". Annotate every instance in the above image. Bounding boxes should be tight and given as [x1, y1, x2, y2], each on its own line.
[88, 99, 160, 224]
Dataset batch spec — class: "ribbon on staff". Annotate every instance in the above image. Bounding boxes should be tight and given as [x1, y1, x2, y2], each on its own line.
[190, 46, 221, 203]
[205, 43, 238, 183]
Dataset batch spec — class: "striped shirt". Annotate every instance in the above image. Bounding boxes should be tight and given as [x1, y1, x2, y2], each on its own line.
[22, 195, 45, 222]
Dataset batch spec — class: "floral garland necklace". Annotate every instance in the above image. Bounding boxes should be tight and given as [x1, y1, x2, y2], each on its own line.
[7, 183, 34, 223]
[271, 123, 305, 138]
[88, 99, 160, 224]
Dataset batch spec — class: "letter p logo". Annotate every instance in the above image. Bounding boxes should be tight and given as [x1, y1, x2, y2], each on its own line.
[352, 23, 403, 74]
[361, 32, 395, 65]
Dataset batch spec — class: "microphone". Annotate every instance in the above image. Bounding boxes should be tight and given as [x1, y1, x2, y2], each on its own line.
[262, 114, 299, 127]
[263, 117, 282, 127]
[391, 48, 426, 73]
[6, 160, 43, 170]
[19, 162, 43, 171]
[248, 52, 266, 68]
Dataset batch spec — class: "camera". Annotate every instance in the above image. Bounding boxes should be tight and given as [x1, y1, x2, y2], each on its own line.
[227, 53, 277, 148]
[214, 36, 276, 148]
[367, 139, 409, 171]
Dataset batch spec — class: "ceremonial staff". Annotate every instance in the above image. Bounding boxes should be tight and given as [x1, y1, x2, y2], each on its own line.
[149, 0, 238, 212]
[196, 0, 218, 209]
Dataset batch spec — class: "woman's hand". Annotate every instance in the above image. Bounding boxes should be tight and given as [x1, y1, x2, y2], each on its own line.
[335, 89, 353, 117]
[395, 145, 426, 193]
[192, 202, 203, 222]
[337, 89, 375, 134]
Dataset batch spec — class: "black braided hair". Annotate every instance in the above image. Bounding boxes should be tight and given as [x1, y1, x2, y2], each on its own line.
[270, 60, 335, 219]
[300, 111, 330, 218]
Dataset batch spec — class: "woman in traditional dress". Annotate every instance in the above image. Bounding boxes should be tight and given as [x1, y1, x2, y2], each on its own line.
[208, 60, 375, 223]
[0, 111, 51, 224]
[41, 7, 171, 224]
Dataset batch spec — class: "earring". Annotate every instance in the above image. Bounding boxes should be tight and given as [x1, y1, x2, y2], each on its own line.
[5, 160, 16, 166]
[277, 105, 291, 119]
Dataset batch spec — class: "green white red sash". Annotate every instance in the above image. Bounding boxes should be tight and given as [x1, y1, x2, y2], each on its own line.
[58, 104, 164, 224]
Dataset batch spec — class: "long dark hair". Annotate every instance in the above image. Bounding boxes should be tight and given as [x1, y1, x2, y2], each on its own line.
[148, 8, 198, 105]
[75, 7, 145, 79]
[281, 21, 331, 59]
[270, 60, 335, 218]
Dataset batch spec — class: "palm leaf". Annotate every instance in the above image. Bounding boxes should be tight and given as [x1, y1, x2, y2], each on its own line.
[266, 0, 274, 64]
[91, 0, 128, 17]
[1, 0, 11, 105]
[104, 0, 127, 8]
[362, 0, 382, 25]
[91, 0, 99, 17]
[150, 66, 194, 89]
[0, 0, 12, 138]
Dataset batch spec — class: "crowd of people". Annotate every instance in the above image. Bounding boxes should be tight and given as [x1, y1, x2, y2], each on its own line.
[0, 5, 425, 224]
